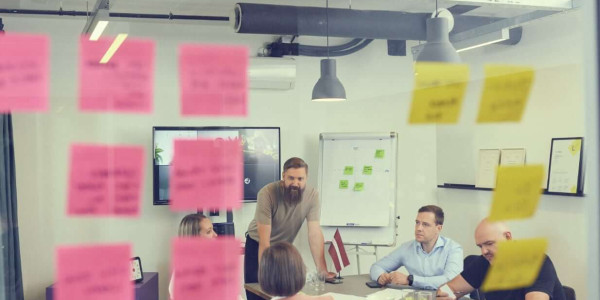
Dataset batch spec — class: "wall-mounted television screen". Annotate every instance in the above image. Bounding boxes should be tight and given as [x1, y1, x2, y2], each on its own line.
[152, 126, 281, 205]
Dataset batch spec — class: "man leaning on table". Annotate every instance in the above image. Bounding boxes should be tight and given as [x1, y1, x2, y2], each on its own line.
[437, 219, 566, 300]
[370, 205, 463, 290]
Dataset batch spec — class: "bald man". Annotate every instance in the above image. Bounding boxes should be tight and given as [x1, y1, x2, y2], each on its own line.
[438, 219, 566, 300]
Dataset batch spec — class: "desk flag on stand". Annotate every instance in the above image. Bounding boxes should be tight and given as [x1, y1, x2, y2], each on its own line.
[328, 229, 350, 273]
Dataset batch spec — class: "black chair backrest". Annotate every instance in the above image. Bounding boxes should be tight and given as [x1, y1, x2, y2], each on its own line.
[563, 285, 576, 300]
[464, 255, 485, 300]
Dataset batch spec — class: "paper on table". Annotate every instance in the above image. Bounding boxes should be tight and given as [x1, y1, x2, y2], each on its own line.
[0, 33, 49, 112]
[366, 288, 407, 300]
[179, 44, 248, 116]
[475, 149, 500, 189]
[55, 243, 133, 300]
[477, 64, 535, 123]
[79, 36, 155, 113]
[439, 284, 457, 299]
[489, 165, 544, 221]
[409, 62, 469, 124]
[481, 238, 548, 292]
[323, 292, 366, 300]
[169, 138, 243, 211]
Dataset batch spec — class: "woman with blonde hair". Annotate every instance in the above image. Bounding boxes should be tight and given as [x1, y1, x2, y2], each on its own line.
[169, 213, 217, 299]
[259, 242, 333, 300]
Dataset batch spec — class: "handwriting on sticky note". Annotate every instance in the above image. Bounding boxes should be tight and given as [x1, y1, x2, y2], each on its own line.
[68, 144, 145, 216]
[409, 62, 469, 124]
[477, 65, 534, 123]
[375, 149, 385, 159]
[339, 180, 349, 189]
[343, 166, 354, 175]
[0, 33, 49, 112]
[481, 238, 548, 292]
[172, 237, 241, 300]
[79, 36, 154, 113]
[354, 182, 364, 192]
[179, 44, 248, 116]
[488, 165, 544, 222]
[55, 243, 133, 300]
[363, 166, 373, 175]
[170, 139, 242, 211]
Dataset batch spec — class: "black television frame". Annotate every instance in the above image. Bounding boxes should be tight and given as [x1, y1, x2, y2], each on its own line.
[152, 126, 281, 205]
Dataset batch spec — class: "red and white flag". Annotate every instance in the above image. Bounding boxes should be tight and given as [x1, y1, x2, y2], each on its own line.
[328, 229, 350, 273]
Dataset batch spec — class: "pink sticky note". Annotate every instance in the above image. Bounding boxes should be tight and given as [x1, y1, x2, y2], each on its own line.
[79, 36, 154, 113]
[172, 237, 241, 300]
[170, 139, 242, 211]
[179, 44, 248, 116]
[68, 144, 145, 216]
[55, 243, 133, 300]
[0, 33, 49, 112]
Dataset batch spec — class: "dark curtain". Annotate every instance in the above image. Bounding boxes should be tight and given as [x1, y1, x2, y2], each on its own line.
[0, 114, 24, 300]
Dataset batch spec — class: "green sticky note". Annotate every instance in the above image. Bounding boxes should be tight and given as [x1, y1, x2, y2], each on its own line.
[375, 149, 385, 159]
[339, 180, 349, 189]
[354, 182, 364, 191]
[344, 166, 354, 175]
[363, 166, 373, 175]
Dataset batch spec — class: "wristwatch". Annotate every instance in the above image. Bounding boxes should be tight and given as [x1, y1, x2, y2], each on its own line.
[407, 274, 414, 286]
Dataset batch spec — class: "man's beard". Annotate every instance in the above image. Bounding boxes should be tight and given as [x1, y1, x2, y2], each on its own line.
[283, 185, 304, 204]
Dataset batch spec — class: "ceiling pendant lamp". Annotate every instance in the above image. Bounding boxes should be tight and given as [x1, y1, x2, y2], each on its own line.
[312, 0, 346, 102]
[416, 0, 460, 63]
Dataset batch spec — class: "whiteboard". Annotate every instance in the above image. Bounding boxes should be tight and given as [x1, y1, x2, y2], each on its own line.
[318, 132, 398, 246]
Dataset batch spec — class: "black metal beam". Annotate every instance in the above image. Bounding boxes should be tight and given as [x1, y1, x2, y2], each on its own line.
[0, 8, 229, 21]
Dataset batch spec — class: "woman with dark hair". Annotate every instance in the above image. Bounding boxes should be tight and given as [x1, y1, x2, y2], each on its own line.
[259, 242, 333, 300]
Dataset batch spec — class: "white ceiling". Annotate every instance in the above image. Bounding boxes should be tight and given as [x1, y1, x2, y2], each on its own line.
[0, 0, 571, 18]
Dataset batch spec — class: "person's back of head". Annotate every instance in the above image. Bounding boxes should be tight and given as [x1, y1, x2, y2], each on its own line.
[259, 242, 306, 297]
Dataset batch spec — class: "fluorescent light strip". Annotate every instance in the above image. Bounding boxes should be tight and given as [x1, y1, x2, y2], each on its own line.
[89, 20, 109, 41]
[456, 37, 509, 53]
[100, 34, 128, 64]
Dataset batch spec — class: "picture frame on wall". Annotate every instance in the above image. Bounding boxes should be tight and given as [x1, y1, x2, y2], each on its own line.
[547, 137, 584, 194]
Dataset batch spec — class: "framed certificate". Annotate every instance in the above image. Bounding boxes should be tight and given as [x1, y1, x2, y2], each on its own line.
[547, 137, 584, 194]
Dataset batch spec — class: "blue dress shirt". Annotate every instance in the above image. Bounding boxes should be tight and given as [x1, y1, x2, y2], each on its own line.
[369, 236, 463, 290]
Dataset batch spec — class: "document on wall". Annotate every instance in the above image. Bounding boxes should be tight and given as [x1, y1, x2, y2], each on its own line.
[500, 148, 526, 166]
[547, 138, 583, 193]
[476, 149, 501, 188]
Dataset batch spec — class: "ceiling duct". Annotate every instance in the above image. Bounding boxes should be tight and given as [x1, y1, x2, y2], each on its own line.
[234, 3, 429, 41]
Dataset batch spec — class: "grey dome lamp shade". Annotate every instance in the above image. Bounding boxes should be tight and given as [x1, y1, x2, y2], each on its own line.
[416, 17, 461, 63]
[312, 59, 346, 102]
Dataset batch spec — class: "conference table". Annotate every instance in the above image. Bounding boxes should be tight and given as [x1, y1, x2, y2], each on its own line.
[244, 274, 437, 299]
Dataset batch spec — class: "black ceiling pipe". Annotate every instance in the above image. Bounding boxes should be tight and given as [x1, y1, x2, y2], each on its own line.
[234, 3, 430, 41]
[0, 8, 229, 21]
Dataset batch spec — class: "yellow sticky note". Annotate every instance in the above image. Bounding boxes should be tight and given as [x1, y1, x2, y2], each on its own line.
[353, 182, 364, 191]
[363, 166, 373, 175]
[339, 180, 349, 189]
[569, 139, 581, 156]
[489, 165, 544, 221]
[481, 238, 548, 292]
[409, 62, 469, 124]
[343, 166, 354, 175]
[477, 65, 535, 123]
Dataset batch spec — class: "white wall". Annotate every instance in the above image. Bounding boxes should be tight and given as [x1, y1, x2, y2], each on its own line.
[3, 5, 587, 300]
[4, 14, 438, 300]
[436, 9, 587, 299]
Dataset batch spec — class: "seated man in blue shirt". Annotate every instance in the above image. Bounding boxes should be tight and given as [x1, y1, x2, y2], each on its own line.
[370, 205, 463, 290]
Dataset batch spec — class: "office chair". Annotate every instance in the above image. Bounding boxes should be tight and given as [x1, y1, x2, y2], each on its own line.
[463, 255, 485, 300]
[563, 285, 576, 300]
